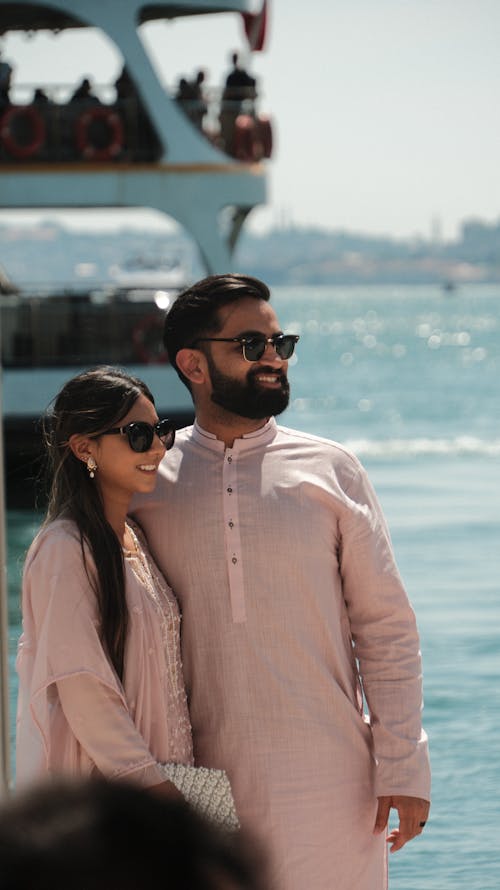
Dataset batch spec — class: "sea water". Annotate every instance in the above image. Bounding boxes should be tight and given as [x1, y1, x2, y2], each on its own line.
[5, 283, 500, 888]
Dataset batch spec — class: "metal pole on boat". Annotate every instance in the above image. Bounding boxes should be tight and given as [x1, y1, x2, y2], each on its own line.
[0, 356, 12, 796]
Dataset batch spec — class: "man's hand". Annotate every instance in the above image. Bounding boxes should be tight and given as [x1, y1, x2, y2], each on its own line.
[374, 795, 430, 853]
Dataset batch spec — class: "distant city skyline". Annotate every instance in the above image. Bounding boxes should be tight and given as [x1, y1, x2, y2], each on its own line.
[1, 0, 499, 240]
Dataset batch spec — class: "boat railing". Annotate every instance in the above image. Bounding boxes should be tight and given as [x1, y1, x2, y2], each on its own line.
[0, 82, 272, 164]
[0, 288, 170, 368]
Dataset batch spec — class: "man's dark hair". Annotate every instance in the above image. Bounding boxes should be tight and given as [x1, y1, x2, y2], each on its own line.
[0, 778, 268, 890]
[164, 273, 270, 390]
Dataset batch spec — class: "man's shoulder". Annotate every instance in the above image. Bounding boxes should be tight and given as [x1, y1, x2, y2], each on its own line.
[272, 425, 369, 494]
[275, 424, 360, 464]
[158, 424, 195, 462]
[173, 424, 194, 443]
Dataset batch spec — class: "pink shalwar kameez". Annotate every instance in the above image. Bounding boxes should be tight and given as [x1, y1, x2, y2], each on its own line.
[16, 519, 193, 788]
[133, 419, 431, 890]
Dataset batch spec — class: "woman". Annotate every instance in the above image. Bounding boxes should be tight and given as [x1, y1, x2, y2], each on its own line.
[16, 366, 192, 795]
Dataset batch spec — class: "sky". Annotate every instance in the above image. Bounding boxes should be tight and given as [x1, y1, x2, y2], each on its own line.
[1, 0, 499, 241]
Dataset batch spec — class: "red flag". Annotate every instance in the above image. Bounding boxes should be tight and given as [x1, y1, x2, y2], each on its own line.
[242, 0, 268, 52]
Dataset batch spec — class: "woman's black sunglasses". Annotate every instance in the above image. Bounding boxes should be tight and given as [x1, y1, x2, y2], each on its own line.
[100, 419, 175, 453]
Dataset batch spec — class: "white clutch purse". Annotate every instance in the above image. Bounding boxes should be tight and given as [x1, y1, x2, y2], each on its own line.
[160, 763, 240, 832]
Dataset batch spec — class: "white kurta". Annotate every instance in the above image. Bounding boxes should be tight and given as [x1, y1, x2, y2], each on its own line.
[132, 419, 430, 890]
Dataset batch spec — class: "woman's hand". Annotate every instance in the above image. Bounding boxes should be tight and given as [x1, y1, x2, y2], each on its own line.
[149, 779, 184, 801]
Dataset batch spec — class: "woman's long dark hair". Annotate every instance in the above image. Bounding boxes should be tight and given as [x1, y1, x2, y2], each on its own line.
[43, 366, 156, 682]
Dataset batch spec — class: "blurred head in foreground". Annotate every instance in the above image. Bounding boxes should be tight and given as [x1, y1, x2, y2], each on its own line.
[0, 778, 267, 890]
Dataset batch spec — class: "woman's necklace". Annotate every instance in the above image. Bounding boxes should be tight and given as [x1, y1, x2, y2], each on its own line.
[122, 523, 139, 558]
[122, 523, 156, 595]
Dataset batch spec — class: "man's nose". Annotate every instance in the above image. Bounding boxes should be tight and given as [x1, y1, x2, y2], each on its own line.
[261, 339, 284, 362]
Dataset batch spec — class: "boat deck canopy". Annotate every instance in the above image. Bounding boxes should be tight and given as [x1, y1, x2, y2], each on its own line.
[0, 2, 245, 34]
[0, 3, 83, 33]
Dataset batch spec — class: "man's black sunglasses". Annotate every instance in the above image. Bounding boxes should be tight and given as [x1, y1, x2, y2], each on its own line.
[192, 333, 300, 363]
[100, 419, 175, 453]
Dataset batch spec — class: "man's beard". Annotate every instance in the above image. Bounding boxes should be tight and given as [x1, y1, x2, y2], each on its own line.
[206, 354, 290, 420]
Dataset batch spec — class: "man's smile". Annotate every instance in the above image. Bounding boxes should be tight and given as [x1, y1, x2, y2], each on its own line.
[254, 373, 283, 388]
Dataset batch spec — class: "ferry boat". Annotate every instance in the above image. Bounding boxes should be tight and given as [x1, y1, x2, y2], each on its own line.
[0, 0, 272, 505]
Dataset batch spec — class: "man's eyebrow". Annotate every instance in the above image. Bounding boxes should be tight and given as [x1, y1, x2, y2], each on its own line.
[234, 330, 283, 338]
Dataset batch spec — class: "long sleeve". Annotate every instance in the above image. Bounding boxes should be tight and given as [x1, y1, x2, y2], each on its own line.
[56, 674, 166, 787]
[340, 461, 431, 800]
[16, 519, 193, 785]
[16, 524, 129, 782]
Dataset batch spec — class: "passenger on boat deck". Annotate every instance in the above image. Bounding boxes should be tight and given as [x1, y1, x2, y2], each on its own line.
[175, 69, 208, 130]
[70, 76, 100, 104]
[114, 65, 136, 101]
[219, 52, 257, 153]
[32, 87, 50, 105]
[0, 51, 12, 106]
[175, 77, 191, 102]
[131, 273, 431, 890]
[113, 66, 159, 161]
[16, 367, 192, 802]
[223, 51, 257, 106]
[0, 777, 268, 890]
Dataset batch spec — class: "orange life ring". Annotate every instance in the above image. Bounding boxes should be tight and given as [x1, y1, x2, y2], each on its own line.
[132, 313, 168, 364]
[0, 105, 46, 159]
[75, 107, 124, 161]
[257, 114, 273, 158]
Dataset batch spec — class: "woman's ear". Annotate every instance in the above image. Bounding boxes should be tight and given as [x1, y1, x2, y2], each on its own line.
[68, 433, 95, 464]
[176, 348, 208, 386]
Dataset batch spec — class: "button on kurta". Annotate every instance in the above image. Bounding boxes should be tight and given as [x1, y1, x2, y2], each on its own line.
[222, 449, 246, 622]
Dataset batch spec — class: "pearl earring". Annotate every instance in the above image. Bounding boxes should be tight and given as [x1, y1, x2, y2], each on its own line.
[86, 456, 97, 479]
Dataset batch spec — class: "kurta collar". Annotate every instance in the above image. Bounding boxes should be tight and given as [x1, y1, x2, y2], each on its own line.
[192, 417, 277, 452]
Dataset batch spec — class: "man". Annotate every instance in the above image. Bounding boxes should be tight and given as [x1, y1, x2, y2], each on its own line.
[219, 52, 257, 155]
[0, 51, 12, 107]
[132, 274, 430, 890]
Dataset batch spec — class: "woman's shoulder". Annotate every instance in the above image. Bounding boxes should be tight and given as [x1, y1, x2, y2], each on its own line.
[25, 517, 84, 571]
[33, 516, 80, 545]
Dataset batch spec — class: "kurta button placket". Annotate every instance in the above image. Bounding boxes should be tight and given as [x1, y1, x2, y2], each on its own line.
[222, 449, 246, 623]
